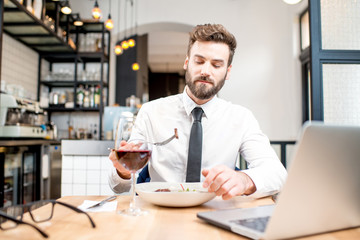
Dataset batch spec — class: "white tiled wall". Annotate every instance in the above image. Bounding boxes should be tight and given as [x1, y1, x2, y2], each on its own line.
[1, 33, 49, 100]
[61, 155, 114, 196]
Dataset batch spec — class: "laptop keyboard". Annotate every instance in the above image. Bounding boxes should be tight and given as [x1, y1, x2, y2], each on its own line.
[230, 216, 270, 233]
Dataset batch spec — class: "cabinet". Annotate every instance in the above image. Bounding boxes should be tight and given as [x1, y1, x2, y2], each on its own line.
[0, 139, 60, 207]
[0, 144, 41, 207]
[1, 0, 110, 140]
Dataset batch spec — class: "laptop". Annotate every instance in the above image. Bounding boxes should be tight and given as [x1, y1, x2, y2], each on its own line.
[197, 122, 360, 239]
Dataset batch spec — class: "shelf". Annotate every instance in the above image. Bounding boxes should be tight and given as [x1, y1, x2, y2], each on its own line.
[23, 1, 112, 140]
[77, 52, 109, 62]
[44, 107, 101, 112]
[41, 51, 109, 63]
[45, 2, 110, 33]
[40, 80, 108, 88]
[3, 0, 75, 54]
[40, 80, 74, 87]
[23, 182, 34, 187]
[4, 188, 14, 193]
[68, 21, 109, 33]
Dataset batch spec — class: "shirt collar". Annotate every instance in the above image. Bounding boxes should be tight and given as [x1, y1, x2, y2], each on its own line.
[182, 86, 219, 119]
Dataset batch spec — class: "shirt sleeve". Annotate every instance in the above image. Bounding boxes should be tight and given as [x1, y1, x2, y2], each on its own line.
[108, 167, 132, 193]
[239, 112, 288, 198]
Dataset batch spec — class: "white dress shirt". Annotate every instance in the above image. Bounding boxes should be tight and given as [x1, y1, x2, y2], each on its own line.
[109, 87, 287, 198]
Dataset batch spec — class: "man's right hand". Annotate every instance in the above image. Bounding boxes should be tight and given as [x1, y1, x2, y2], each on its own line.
[108, 140, 132, 179]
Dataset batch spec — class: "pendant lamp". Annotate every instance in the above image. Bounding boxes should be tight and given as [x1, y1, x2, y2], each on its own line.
[105, 0, 114, 30]
[115, 43, 123, 55]
[61, 1, 72, 14]
[283, 0, 302, 4]
[132, 63, 140, 71]
[105, 14, 114, 30]
[114, 0, 123, 55]
[73, 14, 83, 26]
[92, 0, 102, 19]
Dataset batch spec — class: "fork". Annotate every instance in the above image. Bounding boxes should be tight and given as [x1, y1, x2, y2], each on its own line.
[150, 128, 179, 146]
[109, 128, 178, 151]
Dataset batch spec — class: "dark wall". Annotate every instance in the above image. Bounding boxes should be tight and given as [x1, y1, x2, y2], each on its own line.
[115, 36, 138, 106]
[148, 72, 180, 101]
[115, 35, 148, 105]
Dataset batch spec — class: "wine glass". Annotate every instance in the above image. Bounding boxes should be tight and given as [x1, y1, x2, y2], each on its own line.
[113, 115, 151, 216]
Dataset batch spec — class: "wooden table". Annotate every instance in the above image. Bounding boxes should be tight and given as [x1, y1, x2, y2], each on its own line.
[1, 195, 359, 240]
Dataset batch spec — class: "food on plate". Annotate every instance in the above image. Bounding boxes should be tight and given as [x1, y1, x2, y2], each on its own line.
[154, 188, 204, 193]
[155, 188, 171, 192]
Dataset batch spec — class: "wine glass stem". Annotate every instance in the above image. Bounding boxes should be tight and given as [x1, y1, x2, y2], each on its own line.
[130, 172, 136, 210]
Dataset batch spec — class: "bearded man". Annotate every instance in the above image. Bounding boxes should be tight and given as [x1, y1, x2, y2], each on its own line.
[109, 24, 287, 200]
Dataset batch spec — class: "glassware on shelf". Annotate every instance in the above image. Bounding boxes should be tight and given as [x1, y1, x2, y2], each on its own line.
[63, 69, 73, 81]
[86, 70, 94, 81]
[44, 72, 52, 81]
[76, 33, 105, 52]
[80, 70, 87, 81]
[94, 69, 100, 81]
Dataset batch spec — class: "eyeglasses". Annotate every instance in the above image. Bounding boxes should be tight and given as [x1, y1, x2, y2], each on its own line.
[0, 211, 48, 238]
[0, 199, 96, 238]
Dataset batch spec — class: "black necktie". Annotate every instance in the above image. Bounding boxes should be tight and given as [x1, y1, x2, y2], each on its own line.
[186, 107, 204, 182]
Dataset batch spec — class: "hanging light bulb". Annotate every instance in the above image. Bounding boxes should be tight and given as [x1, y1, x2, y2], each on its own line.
[114, 0, 122, 55]
[73, 14, 83, 27]
[105, 0, 114, 30]
[74, 20, 83, 26]
[128, 38, 135, 48]
[283, 0, 302, 4]
[132, 63, 140, 71]
[121, 40, 129, 50]
[105, 14, 114, 30]
[128, 0, 136, 48]
[114, 43, 123, 55]
[61, 1, 72, 15]
[92, 0, 102, 19]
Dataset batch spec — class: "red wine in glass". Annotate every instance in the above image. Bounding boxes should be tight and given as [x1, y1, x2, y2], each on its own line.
[115, 150, 151, 172]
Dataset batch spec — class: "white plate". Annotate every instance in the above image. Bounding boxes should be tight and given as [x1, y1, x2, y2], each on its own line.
[136, 182, 216, 207]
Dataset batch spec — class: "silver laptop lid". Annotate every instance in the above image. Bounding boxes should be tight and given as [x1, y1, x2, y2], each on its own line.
[264, 122, 360, 239]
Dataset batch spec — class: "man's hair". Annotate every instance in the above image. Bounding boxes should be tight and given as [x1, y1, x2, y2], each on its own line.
[187, 24, 237, 66]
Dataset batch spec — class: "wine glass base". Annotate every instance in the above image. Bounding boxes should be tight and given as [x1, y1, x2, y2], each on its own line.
[118, 207, 148, 216]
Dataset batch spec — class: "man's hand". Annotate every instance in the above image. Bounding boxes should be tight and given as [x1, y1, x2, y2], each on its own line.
[202, 165, 256, 200]
[108, 140, 134, 179]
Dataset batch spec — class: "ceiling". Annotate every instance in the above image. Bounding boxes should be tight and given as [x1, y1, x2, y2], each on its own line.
[68, 0, 189, 74]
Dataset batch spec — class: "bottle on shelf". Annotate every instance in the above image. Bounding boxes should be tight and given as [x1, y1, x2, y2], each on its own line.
[90, 86, 95, 108]
[88, 124, 93, 139]
[93, 123, 98, 140]
[94, 85, 101, 108]
[68, 120, 74, 139]
[83, 85, 90, 108]
[77, 85, 84, 107]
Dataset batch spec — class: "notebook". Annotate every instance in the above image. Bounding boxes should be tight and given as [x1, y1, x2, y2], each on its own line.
[197, 122, 360, 239]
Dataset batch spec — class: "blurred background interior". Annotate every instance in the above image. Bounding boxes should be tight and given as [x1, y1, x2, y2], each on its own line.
[1, 0, 359, 205]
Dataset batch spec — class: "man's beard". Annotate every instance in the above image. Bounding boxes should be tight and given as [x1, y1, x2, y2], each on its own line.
[185, 70, 226, 100]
